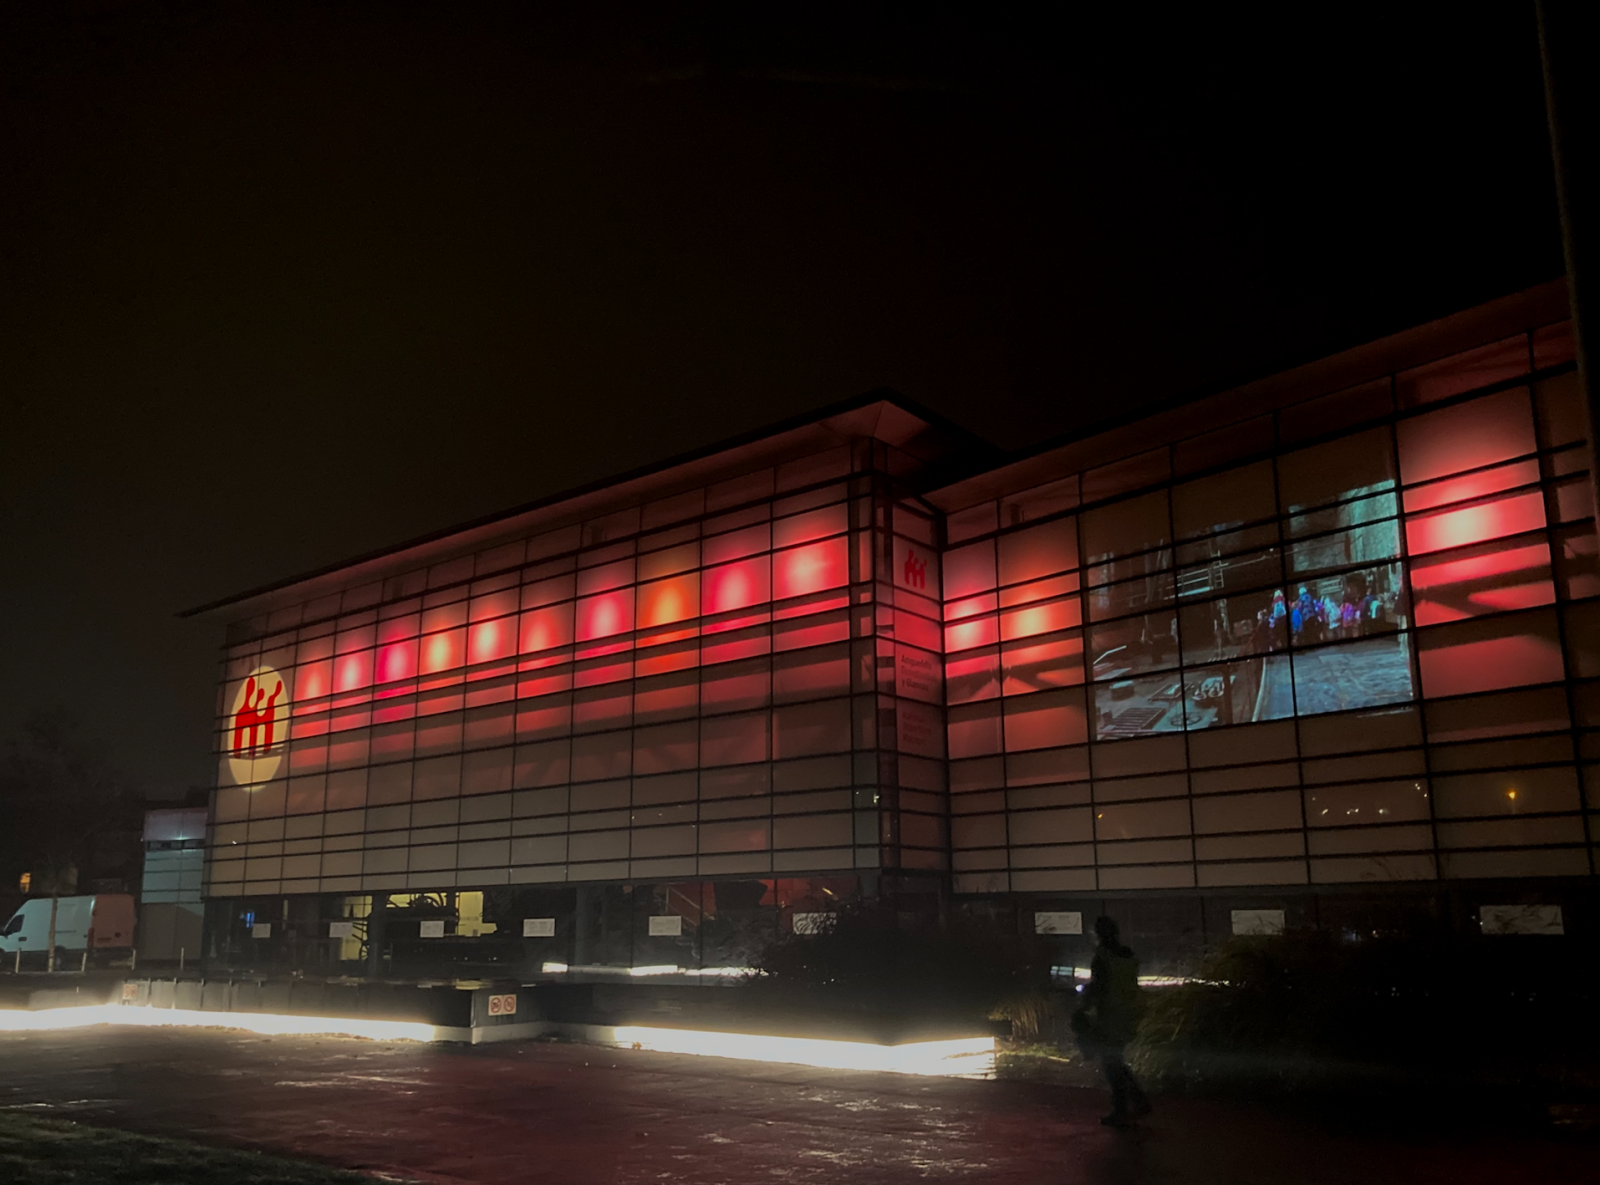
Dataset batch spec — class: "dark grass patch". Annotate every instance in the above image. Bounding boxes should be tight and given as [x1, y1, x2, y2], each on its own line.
[0, 1112, 384, 1185]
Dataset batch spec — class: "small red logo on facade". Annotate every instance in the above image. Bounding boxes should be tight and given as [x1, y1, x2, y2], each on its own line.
[231, 674, 284, 757]
[903, 549, 927, 590]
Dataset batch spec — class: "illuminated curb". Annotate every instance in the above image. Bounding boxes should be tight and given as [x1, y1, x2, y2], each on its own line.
[0, 1007, 996, 1077]
[0, 1004, 434, 1043]
[603, 1025, 997, 1078]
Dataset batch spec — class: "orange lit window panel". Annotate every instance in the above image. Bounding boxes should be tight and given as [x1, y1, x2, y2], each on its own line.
[773, 503, 847, 549]
[945, 593, 996, 622]
[703, 557, 771, 615]
[294, 660, 332, 701]
[377, 614, 418, 644]
[333, 650, 373, 693]
[1403, 459, 1540, 514]
[420, 603, 467, 634]
[945, 615, 1000, 653]
[469, 589, 519, 622]
[1406, 491, 1546, 556]
[1000, 597, 1082, 641]
[999, 573, 1080, 608]
[576, 588, 635, 642]
[773, 537, 849, 600]
[638, 573, 700, 629]
[335, 625, 374, 654]
[518, 604, 575, 654]
[468, 617, 515, 664]
[419, 627, 466, 674]
[376, 639, 417, 684]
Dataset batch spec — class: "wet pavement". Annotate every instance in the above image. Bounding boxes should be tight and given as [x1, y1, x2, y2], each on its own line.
[0, 1026, 1595, 1183]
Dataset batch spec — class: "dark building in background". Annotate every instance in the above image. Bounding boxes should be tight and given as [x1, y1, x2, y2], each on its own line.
[139, 806, 207, 964]
[186, 280, 1591, 976]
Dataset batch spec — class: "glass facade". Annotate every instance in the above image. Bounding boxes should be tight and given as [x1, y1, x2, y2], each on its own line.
[208, 435, 950, 908]
[940, 327, 1592, 893]
[199, 288, 1593, 971]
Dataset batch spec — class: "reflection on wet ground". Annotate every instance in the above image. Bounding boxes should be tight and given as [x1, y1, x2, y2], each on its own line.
[1, 1027, 1591, 1184]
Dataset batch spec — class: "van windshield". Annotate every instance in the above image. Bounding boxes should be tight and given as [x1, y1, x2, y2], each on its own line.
[0, 912, 22, 937]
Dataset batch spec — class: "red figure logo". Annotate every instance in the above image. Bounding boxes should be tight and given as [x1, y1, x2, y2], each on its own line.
[231, 674, 284, 757]
[903, 550, 927, 590]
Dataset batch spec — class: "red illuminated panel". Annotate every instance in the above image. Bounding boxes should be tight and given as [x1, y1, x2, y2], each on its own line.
[703, 557, 771, 615]
[945, 593, 997, 622]
[774, 538, 849, 600]
[638, 573, 700, 629]
[1395, 387, 1536, 482]
[469, 589, 519, 622]
[773, 503, 847, 549]
[576, 588, 635, 642]
[468, 617, 515, 664]
[702, 627, 771, 665]
[294, 660, 332, 701]
[518, 604, 575, 653]
[1403, 459, 1540, 514]
[419, 628, 466, 674]
[1417, 611, 1564, 697]
[1410, 540, 1555, 625]
[335, 625, 375, 654]
[945, 649, 1000, 704]
[1002, 634, 1086, 694]
[377, 614, 418, 644]
[943, 541, 997, 601]
[376, 639, 418, 684]
[575, 653, 633, 687]
[704, 523, 770, 566]
[421, 602, 467, 634]
[1406, 491, 1546, 555]
[636, 638, 700, 677]
[1000, 597, 1082, 642]
[576, 558, 635, 596]
[999, 573, 1080, 608]
[945, 615, 1000, 653]
[333, 650, 373, 693]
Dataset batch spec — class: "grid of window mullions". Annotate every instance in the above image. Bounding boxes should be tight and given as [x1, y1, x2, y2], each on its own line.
[946, 357, 1596, 892]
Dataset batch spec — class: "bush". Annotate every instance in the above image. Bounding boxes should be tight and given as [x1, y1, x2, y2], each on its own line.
[1131, 930, 1600, 1094]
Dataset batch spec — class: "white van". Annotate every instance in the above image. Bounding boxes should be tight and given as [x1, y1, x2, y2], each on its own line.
[0, 894, 136, 956]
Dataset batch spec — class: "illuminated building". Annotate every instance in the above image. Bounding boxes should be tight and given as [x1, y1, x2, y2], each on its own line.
[186, 280, 1593, 972]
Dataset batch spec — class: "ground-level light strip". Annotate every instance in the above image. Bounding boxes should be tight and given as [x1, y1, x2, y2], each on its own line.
[0, 1005, 996, 1078]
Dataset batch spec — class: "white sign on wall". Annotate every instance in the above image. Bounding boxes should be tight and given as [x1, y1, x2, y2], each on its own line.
[647, 915, 682, 937]
[250, 923, 273, 939]
[328, 921, 354, 939]
[523, 917, 556, 938]
[419, 919, 446, 939]
[487, 993, 518, 1017]
[1034, 912, 1082, 936]
[1231, 909, 1285, 936]
[1480, 904, 1564, 936]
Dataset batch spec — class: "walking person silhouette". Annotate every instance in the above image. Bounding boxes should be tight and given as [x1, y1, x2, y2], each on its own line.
[1072, 916, 1151, 1127]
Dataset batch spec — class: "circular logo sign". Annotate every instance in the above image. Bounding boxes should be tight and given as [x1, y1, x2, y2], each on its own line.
[227, 665, 288, 787]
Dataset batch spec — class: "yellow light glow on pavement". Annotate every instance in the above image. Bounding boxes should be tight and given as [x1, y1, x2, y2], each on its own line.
[0, 1004, 433, 1042]
[609, 1026, 996, 1077]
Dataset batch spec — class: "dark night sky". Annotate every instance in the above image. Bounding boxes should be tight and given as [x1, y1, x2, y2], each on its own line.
[0, 4, 1565, 796]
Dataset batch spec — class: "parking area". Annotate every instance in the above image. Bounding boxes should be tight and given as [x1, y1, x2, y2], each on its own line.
[0, 1026, 1594, 1184]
